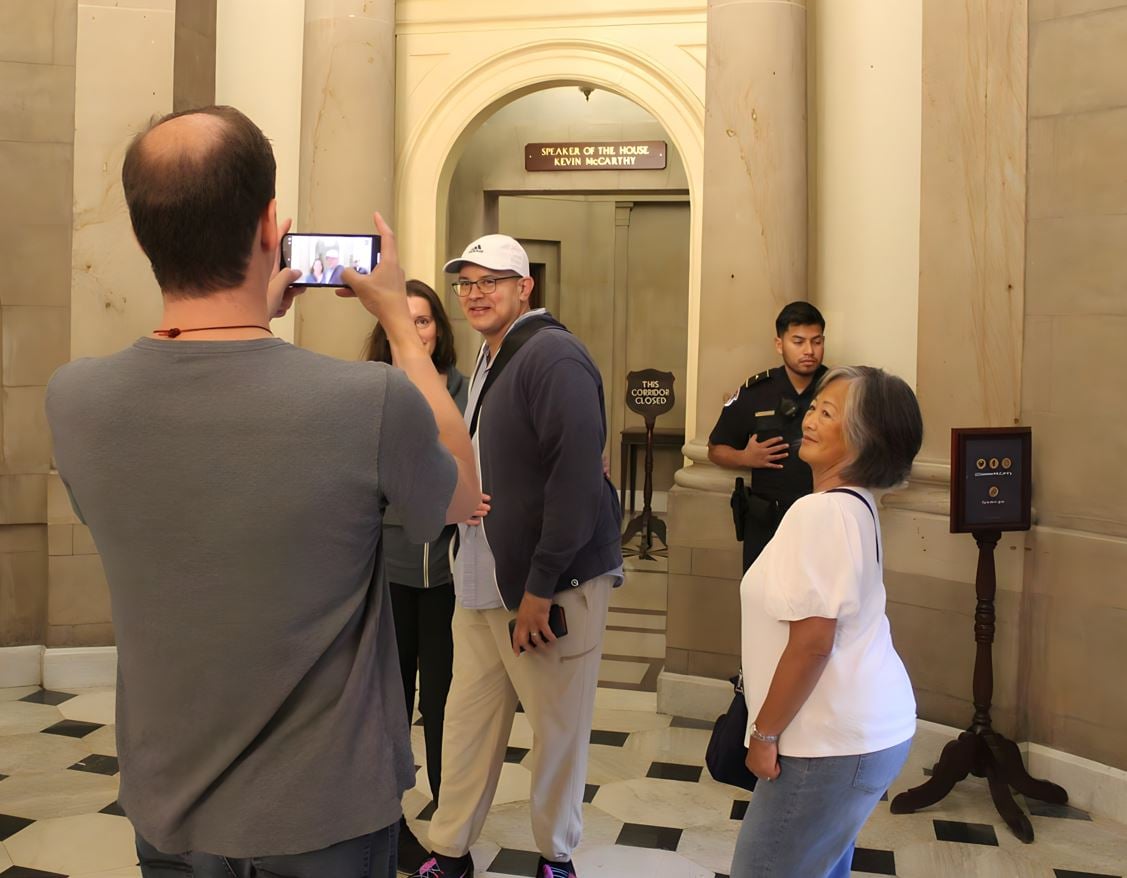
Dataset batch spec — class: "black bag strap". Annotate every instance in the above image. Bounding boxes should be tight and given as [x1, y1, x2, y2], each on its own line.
[467, 313, 563, 437]
[827, 487, 880, 563]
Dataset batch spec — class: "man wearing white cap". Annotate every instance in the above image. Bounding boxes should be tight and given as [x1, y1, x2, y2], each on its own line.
[323, 246, 344, 284]
[410, 235, 623, 878]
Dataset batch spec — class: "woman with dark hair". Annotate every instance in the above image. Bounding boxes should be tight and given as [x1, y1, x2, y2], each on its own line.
[303, 257, 325, 284]
[731, 365, 924, 878]
[365, 279, 466, 872]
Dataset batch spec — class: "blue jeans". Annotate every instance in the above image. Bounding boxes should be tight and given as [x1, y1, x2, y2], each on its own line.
[730, 738, 912, 878]
[136, 823, 398, 878]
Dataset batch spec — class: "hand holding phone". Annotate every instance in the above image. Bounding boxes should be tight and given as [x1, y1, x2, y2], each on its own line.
[280, 232, 380, 287]
[509, 601, 568, 655]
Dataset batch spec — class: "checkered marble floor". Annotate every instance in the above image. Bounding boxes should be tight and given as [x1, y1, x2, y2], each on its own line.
[2, 555, 1126, 876]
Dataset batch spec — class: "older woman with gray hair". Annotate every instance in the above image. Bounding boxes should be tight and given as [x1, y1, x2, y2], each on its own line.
[731, 365, 924, 878]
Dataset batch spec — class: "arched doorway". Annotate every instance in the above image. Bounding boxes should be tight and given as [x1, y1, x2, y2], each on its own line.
[394, 38, 705, 439]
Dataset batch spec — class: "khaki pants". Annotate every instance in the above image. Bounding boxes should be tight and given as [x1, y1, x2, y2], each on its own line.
[427, 575, 613, 862]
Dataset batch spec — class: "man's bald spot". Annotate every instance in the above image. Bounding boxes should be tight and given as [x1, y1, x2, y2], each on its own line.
[136, 111, 228, 174]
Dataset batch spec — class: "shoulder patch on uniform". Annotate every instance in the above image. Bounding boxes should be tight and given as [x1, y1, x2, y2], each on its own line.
[745, 369, 772, 389]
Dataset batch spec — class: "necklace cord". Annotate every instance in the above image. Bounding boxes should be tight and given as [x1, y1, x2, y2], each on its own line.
[154, 324, 272, 338]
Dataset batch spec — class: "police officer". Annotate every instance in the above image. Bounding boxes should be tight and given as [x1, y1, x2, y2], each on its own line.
[708, 301, 827, 571]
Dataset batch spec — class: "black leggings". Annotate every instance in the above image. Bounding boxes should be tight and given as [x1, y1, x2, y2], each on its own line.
[389, 581, 455, 804]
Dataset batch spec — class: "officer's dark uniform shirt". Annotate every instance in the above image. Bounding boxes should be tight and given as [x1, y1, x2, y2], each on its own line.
[709, 365, 828, 500]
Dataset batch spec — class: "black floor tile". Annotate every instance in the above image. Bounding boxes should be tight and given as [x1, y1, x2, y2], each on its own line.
[583, 783, 599, 804]
[69, 754, 119, 776]
[416, 800, 438, 821]
[616, 822, 682, 851]
[487, 848, 540, 876]
[0, 868, 69, 878]
[0, 813, 35, 841]
[670, 716, 715, 730]
[590, 729, 630, 747]
[879, 790, 888, 801]
[413, 715, 425, 727]
[18, 689, 76, 706]
[1026, 797, 1092, 821]
[1054, 870, 1123, 878]
[922, 766, 934, 776]
[0, 774, 6, 782]
[933, 819, 999, 846]
[504, 746, 529, 764]
[516, 702, 524, 713]
[40, 719, 104, 738]
[730, 800, 749, 821]
[851, 847, 896, 875]
[100, 800, 126, 817]
[646, 761, 702, 782]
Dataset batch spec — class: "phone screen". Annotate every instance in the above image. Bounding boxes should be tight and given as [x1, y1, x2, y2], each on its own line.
[281, 233, 381, 287]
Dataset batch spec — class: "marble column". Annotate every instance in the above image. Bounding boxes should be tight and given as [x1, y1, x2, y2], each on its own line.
[661, 0, 808, 703]
[296, 0, 395, 360]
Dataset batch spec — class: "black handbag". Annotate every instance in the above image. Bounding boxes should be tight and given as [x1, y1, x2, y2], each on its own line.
[705, 670, 758, 792]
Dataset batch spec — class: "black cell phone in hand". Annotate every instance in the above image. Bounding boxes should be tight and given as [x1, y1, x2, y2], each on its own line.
[509, 604, 568, 652]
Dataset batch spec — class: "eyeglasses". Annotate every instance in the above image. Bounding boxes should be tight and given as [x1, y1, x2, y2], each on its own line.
[451, 275, 520, 297]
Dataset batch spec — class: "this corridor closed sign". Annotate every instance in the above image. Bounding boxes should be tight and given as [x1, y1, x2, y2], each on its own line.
[525, 141, 668, 171]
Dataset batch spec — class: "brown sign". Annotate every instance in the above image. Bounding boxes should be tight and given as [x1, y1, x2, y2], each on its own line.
[525, 141, 668, 171]
[626, 369, 675, 421]
[950, 427, 1032, 533]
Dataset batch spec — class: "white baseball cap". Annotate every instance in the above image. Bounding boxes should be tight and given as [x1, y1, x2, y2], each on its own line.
[443, 234, 530, 277]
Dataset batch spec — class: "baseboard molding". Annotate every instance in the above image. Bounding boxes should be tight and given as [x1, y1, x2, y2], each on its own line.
[0, 645, 117, 691]
[660, 673, 1127, 825]
[0, 645, 44, 687]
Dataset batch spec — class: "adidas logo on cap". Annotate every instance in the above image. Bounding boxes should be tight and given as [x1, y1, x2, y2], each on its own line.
[469, 243, 484, 253]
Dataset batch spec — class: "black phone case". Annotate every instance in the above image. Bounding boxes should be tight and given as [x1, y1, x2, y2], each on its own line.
[509, 604, 568, 650]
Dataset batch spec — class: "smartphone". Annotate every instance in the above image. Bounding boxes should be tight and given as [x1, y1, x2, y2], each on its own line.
[281, 233, 381, 287]
[508, 604, 568, 652]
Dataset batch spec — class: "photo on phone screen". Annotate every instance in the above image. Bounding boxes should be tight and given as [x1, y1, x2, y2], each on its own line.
[281, 233, 381, 287]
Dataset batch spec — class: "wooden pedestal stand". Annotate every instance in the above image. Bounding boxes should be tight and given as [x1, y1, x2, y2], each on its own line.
[621, 369, 675, 560]
[621, 416, 667, 559]
[891, 427, 1067, 843]
[890, 529, 1067, 842]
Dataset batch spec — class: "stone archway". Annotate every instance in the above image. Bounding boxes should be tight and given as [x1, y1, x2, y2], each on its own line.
[395, 38, 706, 437]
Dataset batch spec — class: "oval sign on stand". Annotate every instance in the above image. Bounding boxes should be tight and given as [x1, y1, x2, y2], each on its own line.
[626, 369, 675, 421]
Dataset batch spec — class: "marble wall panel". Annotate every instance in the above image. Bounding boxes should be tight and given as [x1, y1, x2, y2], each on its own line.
[46, 621, 115, 648]
[0, 142, 73, 228]
[0, 541, 48, 646]
[915, 0, 1027, 461]
[173, 0, 216, 112]
[1028, 107, 1127, 220]
[1026, 215, 1127, 318]
[2, 387, 51, 473]
[0, 474, 48, 524]
[0, 62, 75, 143]
[70, 2, 174, 360]
[0, 0, 63, 64]
[1030, 5, 1127, 116]
[666, 572, 740, 658]
[47, 553, 110, 627]
[2, 223, 73, 308]
[1024, 527, 1127, 769]
[296, 0, 395, 360]
[1030, 0, 1127, 21]
[1, 307, 69, 387]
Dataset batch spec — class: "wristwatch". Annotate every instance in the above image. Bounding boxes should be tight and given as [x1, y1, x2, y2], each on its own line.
[749, 723, 779, 744]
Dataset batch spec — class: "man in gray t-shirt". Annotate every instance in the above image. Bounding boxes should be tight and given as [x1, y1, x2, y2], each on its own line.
[45, 106, 477, 872]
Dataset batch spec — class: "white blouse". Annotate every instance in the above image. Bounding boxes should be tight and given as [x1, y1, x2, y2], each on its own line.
[740, 488, 917, 757]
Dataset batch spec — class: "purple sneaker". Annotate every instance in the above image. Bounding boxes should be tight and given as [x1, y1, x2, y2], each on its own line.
[407, 854, 474, 878]
[537, 857, 577, 878]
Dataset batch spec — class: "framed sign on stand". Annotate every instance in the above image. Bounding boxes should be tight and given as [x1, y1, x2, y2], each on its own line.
[621, 369, 675, 560]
